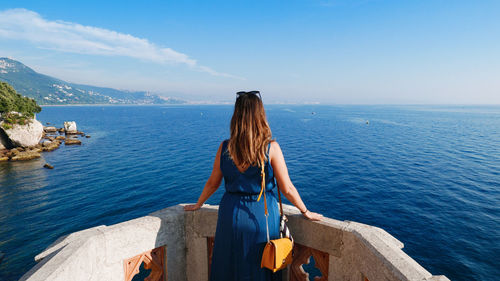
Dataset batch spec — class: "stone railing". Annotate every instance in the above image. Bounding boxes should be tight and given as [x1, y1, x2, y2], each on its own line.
[20, 204, 450, 281]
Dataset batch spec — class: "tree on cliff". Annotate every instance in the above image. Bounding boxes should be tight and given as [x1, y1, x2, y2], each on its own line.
[0, 81, 41, 116]
[0, 82, 41, 128]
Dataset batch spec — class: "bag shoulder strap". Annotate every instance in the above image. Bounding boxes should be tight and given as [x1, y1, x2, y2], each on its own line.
[257, 141, 284, 217]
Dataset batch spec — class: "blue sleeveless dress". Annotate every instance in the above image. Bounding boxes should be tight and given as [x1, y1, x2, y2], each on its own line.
[210, 140, 282, 281]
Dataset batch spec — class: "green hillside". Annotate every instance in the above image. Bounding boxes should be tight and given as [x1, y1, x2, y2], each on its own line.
[0, 58, 185, 105]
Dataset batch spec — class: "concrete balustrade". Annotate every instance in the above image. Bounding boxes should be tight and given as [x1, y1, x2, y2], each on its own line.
[20, 204, 450, 281]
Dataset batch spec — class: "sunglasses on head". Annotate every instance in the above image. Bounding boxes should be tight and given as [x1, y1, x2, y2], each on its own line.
[236, 91, 261, 99]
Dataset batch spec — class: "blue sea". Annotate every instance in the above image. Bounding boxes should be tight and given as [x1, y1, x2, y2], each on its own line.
[0, 105, 499, 281]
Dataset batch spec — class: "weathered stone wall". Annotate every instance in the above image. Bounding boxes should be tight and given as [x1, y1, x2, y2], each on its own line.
[20, 204, 450, 281]
[184, 205, 219, 281]
[20, 205, 186, 281]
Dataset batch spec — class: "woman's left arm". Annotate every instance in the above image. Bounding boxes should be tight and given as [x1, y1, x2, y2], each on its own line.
[270, 141, 323, 221]
[184, 142, 224, 211]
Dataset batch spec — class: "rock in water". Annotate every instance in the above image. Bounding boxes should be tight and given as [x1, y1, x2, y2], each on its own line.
[10, 151, 41, 161]
[42, 140, 60, 151]
[64, 121, 77, 134]
[42, 140, 52, 147]
[31, 146, 42, 153]
[44, 126, 57, 133]
[65, 139, 81, 145]
[0, 118, 43, 147]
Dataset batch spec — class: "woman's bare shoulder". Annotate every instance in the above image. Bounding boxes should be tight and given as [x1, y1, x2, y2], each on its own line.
[270, 139, 280, 147]
[269, 140, 283, 156]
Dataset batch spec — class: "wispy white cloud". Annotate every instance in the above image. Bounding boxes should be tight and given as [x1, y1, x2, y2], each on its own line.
[0, 8, 242, 79]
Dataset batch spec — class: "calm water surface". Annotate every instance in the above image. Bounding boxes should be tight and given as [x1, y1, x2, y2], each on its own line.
[0, 105, 499, 281]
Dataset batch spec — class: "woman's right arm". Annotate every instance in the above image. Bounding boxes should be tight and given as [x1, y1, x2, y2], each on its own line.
[269, 141, 323, 221]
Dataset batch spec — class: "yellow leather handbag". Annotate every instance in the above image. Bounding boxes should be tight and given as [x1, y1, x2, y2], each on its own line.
[257, 160, 294, 272]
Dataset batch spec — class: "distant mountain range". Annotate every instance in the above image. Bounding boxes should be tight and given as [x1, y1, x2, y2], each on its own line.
[0, 58, 185, 105]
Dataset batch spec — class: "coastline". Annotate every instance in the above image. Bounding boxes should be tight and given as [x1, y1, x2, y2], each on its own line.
[40, 103, 191, 107]
[39, 103, 231, 107]
[39, 103, 500, 107]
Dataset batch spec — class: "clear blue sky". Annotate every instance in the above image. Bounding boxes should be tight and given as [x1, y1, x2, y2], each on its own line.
[0, 0, 499, 104]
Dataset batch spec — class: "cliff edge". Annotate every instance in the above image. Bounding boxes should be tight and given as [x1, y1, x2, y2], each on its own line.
[0, 81, 42, 149]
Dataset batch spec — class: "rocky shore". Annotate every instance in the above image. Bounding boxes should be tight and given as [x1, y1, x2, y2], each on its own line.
[0, 119, 88, 163]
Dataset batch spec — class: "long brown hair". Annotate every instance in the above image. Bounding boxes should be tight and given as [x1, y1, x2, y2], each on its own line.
[228, 93, 272, 169]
